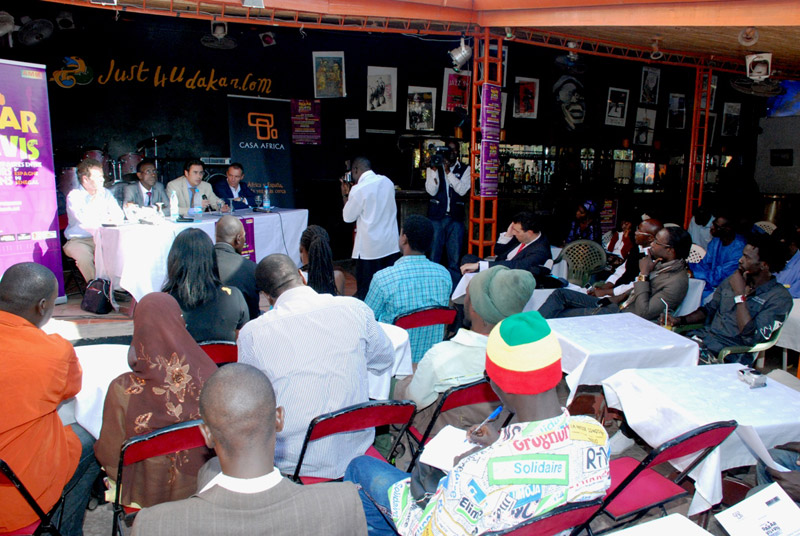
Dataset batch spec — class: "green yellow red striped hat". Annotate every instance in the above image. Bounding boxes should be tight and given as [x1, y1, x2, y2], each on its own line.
[485, 311, 562, 395]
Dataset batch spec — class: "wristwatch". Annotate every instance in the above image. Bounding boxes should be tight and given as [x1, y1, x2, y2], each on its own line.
[734, 294, 747, 304]
[636, 274, 648, 282]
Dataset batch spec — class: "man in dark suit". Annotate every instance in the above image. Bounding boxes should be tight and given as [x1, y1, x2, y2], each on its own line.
[214, 215, 260, 320]
[460, 211, 552, 277]
[212, 163, 257, 210]
[122, 159, 169, 209]
[131, 363, 367, 536]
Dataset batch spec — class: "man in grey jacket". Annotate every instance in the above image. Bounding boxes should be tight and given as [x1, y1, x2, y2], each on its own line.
[538, 226, 691, 321]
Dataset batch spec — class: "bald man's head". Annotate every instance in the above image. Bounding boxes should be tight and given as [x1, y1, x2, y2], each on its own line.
[0, 262, 58, 327]
[255, 254, 303, 299]
[215, 215, 245, 253]
[635, 218, 663, 247]
[200, 364, 277, 454]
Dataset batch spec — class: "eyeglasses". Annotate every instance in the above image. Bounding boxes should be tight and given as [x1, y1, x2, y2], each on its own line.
[634, 230, 652, 236]
[141, 169, 157, 175]
[653, 239, 672, 248]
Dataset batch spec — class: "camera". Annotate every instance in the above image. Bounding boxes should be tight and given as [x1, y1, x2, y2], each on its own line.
[429, 144, 452, 168]
[343, 171, 353, 184]
[737, 367, 767, 389]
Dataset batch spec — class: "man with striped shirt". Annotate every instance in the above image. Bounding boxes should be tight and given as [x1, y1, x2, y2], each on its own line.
[238, 254, 394, 480]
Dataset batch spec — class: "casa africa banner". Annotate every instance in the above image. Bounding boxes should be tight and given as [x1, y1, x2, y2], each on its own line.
[228, 95, 294, 208]
[0, 60, 65, 298]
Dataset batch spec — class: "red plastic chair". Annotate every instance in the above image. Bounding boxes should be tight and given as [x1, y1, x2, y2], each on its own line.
[0, 459, 62, 536]
[199, 341, 238, 365]
[486, 499, 604, 536]
[406, 378, 510, 471]
[393, 306, 456, 330]
[113, 420, 207, 536]
[292, 400, 416, 485]
[570, 420, 738, 535]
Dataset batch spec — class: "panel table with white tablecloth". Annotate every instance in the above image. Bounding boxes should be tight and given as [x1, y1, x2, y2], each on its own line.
[94, 208, 308, 302]
[71, 324, 411, 439]
[602, 364, 800, 515]
[547, 312, 699, 401]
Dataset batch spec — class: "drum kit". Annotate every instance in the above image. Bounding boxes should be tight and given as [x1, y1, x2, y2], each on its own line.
[58, 134, 172, 193]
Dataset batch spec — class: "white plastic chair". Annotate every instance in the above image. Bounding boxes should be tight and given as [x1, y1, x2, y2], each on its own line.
[754, 221, 777, 235]
[674, 278, 705, 317]
[687, 244, 706, 264]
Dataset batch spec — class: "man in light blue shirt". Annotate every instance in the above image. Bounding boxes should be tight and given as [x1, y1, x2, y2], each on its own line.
[366, 215, 451, 363]
[689, 214, 746, 301]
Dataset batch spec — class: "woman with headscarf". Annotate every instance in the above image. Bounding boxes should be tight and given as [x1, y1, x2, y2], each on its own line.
[94, 292, 218, 507]
[565, 200, 601, 244]
[299, 225, 346, 295]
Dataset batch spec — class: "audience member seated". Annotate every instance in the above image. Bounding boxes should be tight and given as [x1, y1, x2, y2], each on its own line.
[214, 216, 260, 320]
[211, 163, 257, 211]
[540, 226, 691, 321]
[131, 363, 367, 535]
[0, 263, 100, 535]
[589, 218, 661, 299]
[63, 157, 125, 282]
[166, 159, 227, 216]
[238, 254, 393, 479]
[299, 225, 346, 296]
[122, 159, 169, 211]
[565, 200, 601, 244]
[666, 233, 793, 365]
[366, 215, 452, 364]
[394, 266, 535, 443]
[689, 213, 746, 301]
[345, 311, 611, 536]
[606, 215, 635, 261]
[777, 227, 800, 298]
[460, 211, 552, 277]
[756, 441, 800, 503]
[162, 228, 249, 343]
[688, 205, 714, 251]
[95, 293, 217, 508]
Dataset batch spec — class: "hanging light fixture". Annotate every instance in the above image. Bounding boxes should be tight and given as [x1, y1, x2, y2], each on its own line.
[738, 27, 759, 47]
[650, 38, 663, 60]
[449, 36, 472, 72]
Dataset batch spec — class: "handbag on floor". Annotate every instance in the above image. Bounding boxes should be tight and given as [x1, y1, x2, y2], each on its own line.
[81, 278, 113, 314]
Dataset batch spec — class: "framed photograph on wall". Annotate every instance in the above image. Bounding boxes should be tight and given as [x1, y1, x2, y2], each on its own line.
[512, 77, 539, 119]
[407, 86, 436, 131]
[442, 68, 471, 111]
[366, 66, 396, 112]
[640, 66, 660, 105]
[700, 74, 718, 110]
[312, 51, 346, 98]
[633, 107, 656, 146]
[667, 93, 686, 129]
[722, 102, 741, 136]
[605, 87, 629, 126]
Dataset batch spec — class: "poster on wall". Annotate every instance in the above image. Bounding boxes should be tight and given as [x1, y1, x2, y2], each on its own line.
[312, 51, 346, 98]
[667, 93, 686, 129]
[722, 102, 741, 136]
[441, 68, 471, 111]
[640, 66, 660, 104]
[700, 74, 718, 110]
[553, 75, 585, 131]
[633, 107, 656, 146]
[512, 77, 539, 119]
[366, 66, 396, 112]
[406, 86, 436, 131]
[0, 59, 65, 297]
[605, 87, 629, 127]
[290, 99, 321, 145]
[228, 95, 294, 207]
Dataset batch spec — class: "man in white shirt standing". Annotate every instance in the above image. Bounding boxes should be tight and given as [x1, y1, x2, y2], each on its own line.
[63, 158, 124, 281]
[238, 254, 394, 479]
[341, 156, 400, 299]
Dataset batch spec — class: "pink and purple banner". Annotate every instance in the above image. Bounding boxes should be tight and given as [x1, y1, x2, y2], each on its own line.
[479, 82, 502, 197]
[0, 60, 65, 295]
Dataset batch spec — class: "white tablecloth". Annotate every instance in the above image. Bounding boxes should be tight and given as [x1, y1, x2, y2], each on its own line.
[602, 364, 800, 515]
[776, 298, 800, 353]
[547, 313, 699, 402]
[69, 325, 411, 439]
[94, 208, 308, 302]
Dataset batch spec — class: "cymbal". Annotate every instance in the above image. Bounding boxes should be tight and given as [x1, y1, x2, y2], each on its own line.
[136, 134, 172, 149]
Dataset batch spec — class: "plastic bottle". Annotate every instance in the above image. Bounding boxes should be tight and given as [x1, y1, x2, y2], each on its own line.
[169, 190, 179, 221]
[263, 190, 271, 212]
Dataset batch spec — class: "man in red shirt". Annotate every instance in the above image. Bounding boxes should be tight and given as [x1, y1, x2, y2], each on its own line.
[0, 263, 100, 535]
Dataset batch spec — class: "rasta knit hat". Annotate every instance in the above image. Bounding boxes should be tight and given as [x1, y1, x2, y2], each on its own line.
[468, 266, 536, 326]
[485, 310, 562, 395]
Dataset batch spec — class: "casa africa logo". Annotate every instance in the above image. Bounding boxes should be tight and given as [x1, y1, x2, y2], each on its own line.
[50, 57, 94, 89]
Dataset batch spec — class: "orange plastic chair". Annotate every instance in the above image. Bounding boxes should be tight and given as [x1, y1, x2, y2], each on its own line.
[199, 341, 238, 365]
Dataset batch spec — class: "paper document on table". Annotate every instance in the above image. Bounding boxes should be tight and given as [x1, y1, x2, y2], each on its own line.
[737, 425, 791, 472]
[715, 483, 800, 536]
[418, 425, 475, 472]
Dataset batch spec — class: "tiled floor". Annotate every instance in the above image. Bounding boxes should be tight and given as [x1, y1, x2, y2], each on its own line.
[51, 277, 793, 536]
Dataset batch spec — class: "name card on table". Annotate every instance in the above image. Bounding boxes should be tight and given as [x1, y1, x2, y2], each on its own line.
[715, 483, 800, 536]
